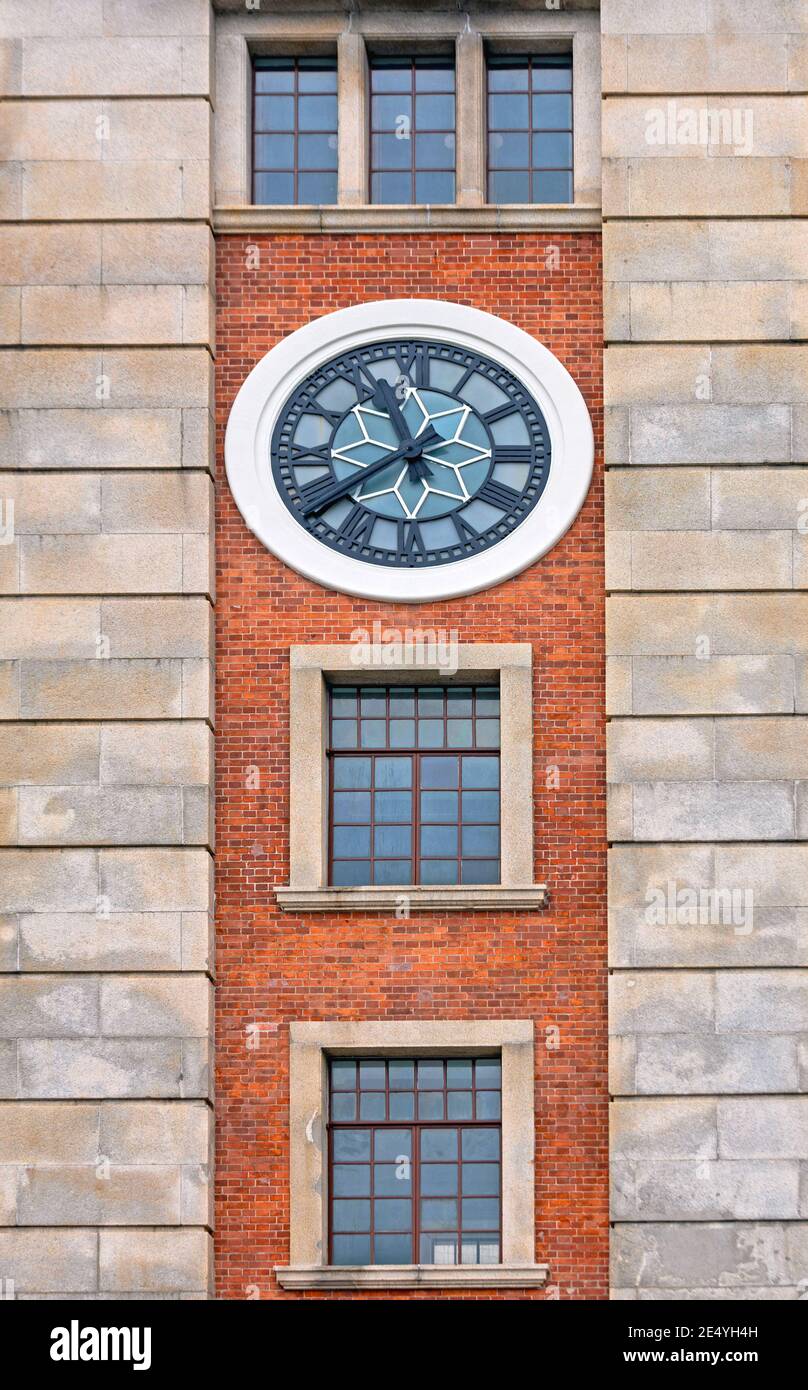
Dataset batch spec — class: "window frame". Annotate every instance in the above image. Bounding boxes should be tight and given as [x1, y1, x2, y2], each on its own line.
[486, 53, 574, 206]
[275, 642, 546, 913]
[368, 53, 457, 207]
[276, 1019, 547, 1290]
[251, 54, 339, 207]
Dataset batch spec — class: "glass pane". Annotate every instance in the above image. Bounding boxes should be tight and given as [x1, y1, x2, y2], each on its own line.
[374, 824, 412, 857]
[415, 64, 455, 92]
[372, 132, 412, 170]
[374, 1163, 412, 1197]
[254, 171, 294, 205]
[476, 1058, 501, 1088]
[462, 1128, 500, 1160]
[461, 757, 498, 789]
[298, 170, 338, 205]
[420, 859, 458, 884]
[420, 790, 458, 822]
[420, 1198, 457, 1230]
[359, 1092, 385, 1121]
[488, 132, 529, 170]
[415, 94, 454, 129]
[533, 131, 573, 168]
[333, 757, 371, 790]
[463, 1163, 500, 1196]
[415, 171, 454, 203]
[418, 688, 444, 714]
[418, 1091, 444, 1120]
[332, 1199, 370, 1232]
[446, 688, 473, 716]
[332, 1164, 370, 1197]
[489, 170, 530, 203]
[420, 756, 458, 789]
[388, 1060, 415, 1089]
[488, 92, 529, 130]
[533, 61, 572, 92]
[330, 687, 357, 715]
[360, 688, 386, 715]
[331, 720, 358, 749]
[298, 94, 338, 131]
[373, 860, 412, 885]
[298, 63, 338, 93]
[420, 824, 458, 857]
[358, 1060, 384, 1089]
[389, 689, 415, 716]
[476, 1090, 501, 1119]
[375, 757, 412, 789]
[374, 1129, 412, 1161]
[332, 791, 371, 822]
[446, 719, 473, 748]
[421, 1164, 459, 1196]
[332, 825, 370, 858]
[331, 859, 371, 886]
[475, 720, 500, 749]
[462, 791, 499, 822]
[389, 719, 416, 748]
[332, 1234, 370, 1264]
[533, 169, 573, 203]
[446, 1091, 473, 1120]
[415, 132, 455, 169]
[298, 133, 338, 169]
[254, 133, 294, 169]
[374, 1199, 411, 1232]
[330, 1092, 356, 1121]
[388, 1092, 415, 1121]
[372, 63, 412, 93]
[446, 1059, 473, 1088]
[462, 1235, 499, 1264]
[359, 719, 386, 748]
[488, 63, 529, 93]
[533, 92, 572, 129]
[372, 94, 412, 131]
[333, 1129, 371, 1161]
[417, 719, 445, 748]
[374, 1233, 412, 1263]
[421, 1129, 458, 1161]
[461, 859, 499, 884]
[331, 1058, 356, 1090]
[417, 1060, 443, 1089]
[462, 825, 500, 857]
[421, 1233, 457, 1264]
[461, 1198, 499, 1230]
[374, 790, 412, 822]
[255, 64, 294, 95]
[254, 95, 294, 131]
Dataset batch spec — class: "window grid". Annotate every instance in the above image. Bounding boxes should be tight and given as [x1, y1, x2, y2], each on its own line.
[369, 56, 456, 205]
[487, 54, 573, 205]
[327, 685, 501, 887]
[328, 1056, 502, 1266]
[252, 56, 338, 206]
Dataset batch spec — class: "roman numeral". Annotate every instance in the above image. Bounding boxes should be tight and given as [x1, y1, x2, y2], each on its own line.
[453, 514, 482, 548]
[291, 444, 332, 465]
[483, 403, 519, 425]
[299, 474, 338, 513]
[477, 478, 522, 511]
[338, 505, 376, 547]
[493, 446, 532, 466]
[300, 404, 342, 429]
[332, 356, 380, 402]
[399, 519, 426, 560]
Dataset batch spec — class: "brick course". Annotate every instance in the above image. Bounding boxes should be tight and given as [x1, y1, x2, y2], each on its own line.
[214, 232, 606, 1299]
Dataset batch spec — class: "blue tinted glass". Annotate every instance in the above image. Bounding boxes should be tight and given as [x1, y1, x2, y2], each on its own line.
[421, 790, 458, 822]
[389, 1091, 415, 1120]
[421, 824, 458, 857]
[415, 64, 455, 92]
[418, 689, 444, 713]
[420, 756, 458, 789]
[415, 94, 454, 129]
[461, 757, 498, 789]
[331, 720, 358, 749]
[489, 170, 530, 203]
[333, 825, 370, 858]
[375, 1233, 412, 1263]
[415, 132, 455, 168]
[476, 1058, 501, 1088]
[389, 690, 415, 716]
[533, 131, 573, 168]
[462, 825, 499, 856]
[330, 687, 357, 713]
[333, 1129, 371, 1161]
[476, 1090, 502, 1120]
[446, 688, 473, 716]
[375, 790, 412, 822]
[463, 1163, 500, 1196]
[462, 791, 499, 822]
[255, 95, 294, 130]
[254, 64, 294, 94]
[375, 757, 412, 789]
[533, 92, 572, 129]
[461, 859, 499, 884]
[298, 171, 337, 204]
[299, 133, 338, 169]
[447, 1091, 473, 1120]
[446, 719, 473, 748]
[254, 134, 294, 169]
[374, 1129, 412, 1161]
[417, 1060, 443, 1088]
[331, 1059, 356, 1089]
[332, 1234, 370, 1264]
[421, 1198, 457, 1230]
[374, 824, 412, 857]
[447, 1059, 472, 1087]
[488, 92, 529, 129]
[461, 1198, 499, 1230]
[372, 133, 411, 169]
[372, 94, 412, 131]
[360, 719, 386, 748]
[488, 63, 528, 92]
[372, 64, 411, 93]
[372, 172, 411, 203]
[332, 1199, 370, 1232]
[359, 1092, 385, 1121]
[359, 1060, 385, 1088]
[389, 719, 416, 747]
[332, 1164, 369, 1196]
[420, 859, 458, 884]
[418, 1091, 444, 1120]
[298, 94, 337, 131]
[331, 859, 371, 885]
[360, 689, 386, 714]
[533, 169, 573, 203]
[418, 719, 445, 748]
[375, 1199, 411, 1232]
[533, 61, 572, 92]
[462, 1128, 500, 1160]
[333, 757, 371, 790]
[389, 1060, 414, 1089]
[488, 132, 529, 170]
[421, 1129, 458, 1161]
[297, 63, 338, 93]
[476, 688, 499, 711]
[421, 1164, 458, 1196]
[254, 171, 294, 205]
[373, 860, 412, 885]
[475, 720, 500, 748]
[332, 791, 371, 822]
[330, 1092, 356, 1121]
[415, 171, 454, 203]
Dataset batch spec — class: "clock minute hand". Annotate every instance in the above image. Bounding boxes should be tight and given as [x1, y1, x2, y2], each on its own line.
[301, 428, 443, 515]
[373, 379, 411, 442]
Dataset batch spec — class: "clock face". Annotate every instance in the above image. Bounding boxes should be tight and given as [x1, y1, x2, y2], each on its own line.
[270, 339, 551, 569]
[225, 299, 594, 602]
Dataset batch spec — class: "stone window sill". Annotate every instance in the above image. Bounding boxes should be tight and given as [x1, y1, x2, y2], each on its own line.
[275, 1263, 550, 1291]
[275, 884, 549, 913]
[213, 204, 601, 235]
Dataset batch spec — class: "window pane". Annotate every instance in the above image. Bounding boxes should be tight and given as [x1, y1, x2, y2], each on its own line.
[420, 824, 458, 857]
[255, 64, 295, 94]
[332, 791, 371, 822]
[421, 790, 458, 822]
[476, 1058, 501, 1088]
[374, 859, 412, 885]
[446, 719, 473, 748]
[331, 859, 371, 886]
[389, 1060, 415, 1089]
[254, 133, 294, 169]
[462, 791, 499, 822]
[298, 93, 337, 130]
[421, 1129, 458, 1161]
[253, 57, 337, 204]
[421, 1164, 458, 1196]
[476, 1090, 502, 1119]
[533, 131, 573, 168]
[298, 169, 337, 205]
[358, 1091, 385, 1121]
[375, 757, 412, 789]
[255, 95, 294, 130]
[372, 64, 411, 92]
[488, 132, 529, 170]
[415, 171, 454, 203]
[461, 859, 499, 884]
[420, 756, 458, 789]
[330, 687, 357, 715]
[332, 1200, 370, 1233]
[360, 689, 387, 715]
[372, 132, 412, 170]
[421, 1198, 457, 1230]
[375, 1234, 412, 1263]
[333, 757, 371, 790]
[374, 824, 412, 857]
[253, 172, 294, 205]
[489, 170, 530, 203]
[446, 688, 473, 716]
[389, 1092, 415, 1121]
[462, 1128, 500, 1160]
[415, 64, 454, 92]
[375, 1199, 412, 1232]
[375, 791, 412, 822]
[298, 63, 338, 93]
[533, 61, 572, 92]
[298, 133, 338, 169]
[332, 1234, 370, 1264]
[462, 1198, 499, 1230]
[374, 1129, 412, 1161]
[331, 1059, 356, 1090]
[488, 63, 529, 92]
[447, 1090, 473, 1120]
[332, 1164, 370, 1196]
[372, 171, 411, 203]
[446, 1059, 473, 1088]
[420, 859, 458, 884]
[461, 757, 498, 789]
[463, 1163, 500, 1196]
[487, 54, 573, 205]
[330, 1092, 356, 1121]
[533, 169, 573, 203]
[533, 92, 572, 129]
[488, 92, 529, 129]
[415, 94, 454, 129]
[333, 825, 370, 858]
[331, 720, 358, 749]
[372, 94, 412, 131]
[389, 719, 416, 748]
[462, 825, 500, 857]
[333, 1129, 371, 1161]
[359, 718, 386, 748]
[417, 718, 445, 748]
[418, 1091, 444, 1120]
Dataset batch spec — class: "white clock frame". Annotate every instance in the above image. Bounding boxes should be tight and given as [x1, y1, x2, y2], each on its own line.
[224, 299, 594, 603]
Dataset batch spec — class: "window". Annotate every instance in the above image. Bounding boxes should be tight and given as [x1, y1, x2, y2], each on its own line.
[487, 54, 573, 205]
[252, 56, 338, 205]
[329, 1055, 502, 1266]
[328, 684, 501, 887]
[370, 55, 456, 204]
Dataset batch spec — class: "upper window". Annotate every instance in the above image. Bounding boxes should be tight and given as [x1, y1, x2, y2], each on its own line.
[252, 56, 338, 205]
[328, 684, 501, 887]
[369, 55, 456, 205]
[487, 54, 573, 205]
[329, 1055, 502, 1266]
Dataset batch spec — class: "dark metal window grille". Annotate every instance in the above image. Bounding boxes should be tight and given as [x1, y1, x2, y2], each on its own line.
[252, 56, 338, 205]
[487, 53, 573, 204]
[328, 1055, 502, 1266]
[369, 55, 456, 205]
[327, 684, 501, 887]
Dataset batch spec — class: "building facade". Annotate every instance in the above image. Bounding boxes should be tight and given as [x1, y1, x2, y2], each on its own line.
[0, 0, 806, 1301]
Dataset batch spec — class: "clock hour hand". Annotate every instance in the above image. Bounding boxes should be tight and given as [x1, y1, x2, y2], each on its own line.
[300, 428, 443, 515]
[372, 379, 411, 442]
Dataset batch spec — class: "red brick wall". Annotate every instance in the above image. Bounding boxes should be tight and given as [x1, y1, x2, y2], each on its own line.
[214, 232, 607, 1300]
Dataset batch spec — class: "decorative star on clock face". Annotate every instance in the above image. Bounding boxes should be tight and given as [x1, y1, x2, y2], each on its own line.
[270, 337, 551, 569]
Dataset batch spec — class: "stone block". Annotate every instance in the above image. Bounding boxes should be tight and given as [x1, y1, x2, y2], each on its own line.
[18, 1039, 185, 1099]
[101, 598, 212, 658]
[99, 848, 212, 913]
[7, 407, 183, 470]
[603, 97, 808, 161]
[103, 348, 212, 410]
[622, 34, 789, 93]
[605, 345, 710, 405]
[20, 534, 183, 595]
[100, 473, 211, 534]
[99, 722, 212, 786]
[713, 345, 808, 404]
[629, 404, 793, 465]
[0, 1102, 98, 1162]
[16, 1164, 180, 1226]
[21, 285, 185, 347]
[20, 659, 183, 719]
[633, 1036, 799, 1096]
[609, 971, 714, 1035]
[611, 1099, 717, 1159]
[0, 848, 96, 913]
[22, 161, 190, 221]
[716, 970, 808, 1032]
[17, 786, 183, 846]
[0, 1228, 97, 1293]
[611, 1221, 796, 1291]
[628, 281, 790, 341]
[99, 1228, 212, 1294]
[19, 913, 183, 972]
[715, 717, 808, 779]
[631, 657, 794, 715]
[632, 780, 794, 840]
[621, 157, 793, 217]
[21, 38, 186, 96]
[100, 1101, 210, 1164]
[101, 223, 213, 287]
[718, 1097, 808, 1159]
[711, 467, 808, 529]
[100, 975, 211, 1038]
[607, 718, 714, 781]
[605, 469, 710, 531]
[0, 472, 100, 533]
[612, 1159, 799, 1221]
[602, 0, 708, 33]
[0, 723, 99, 785]
[0, 976, 98, 1037]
